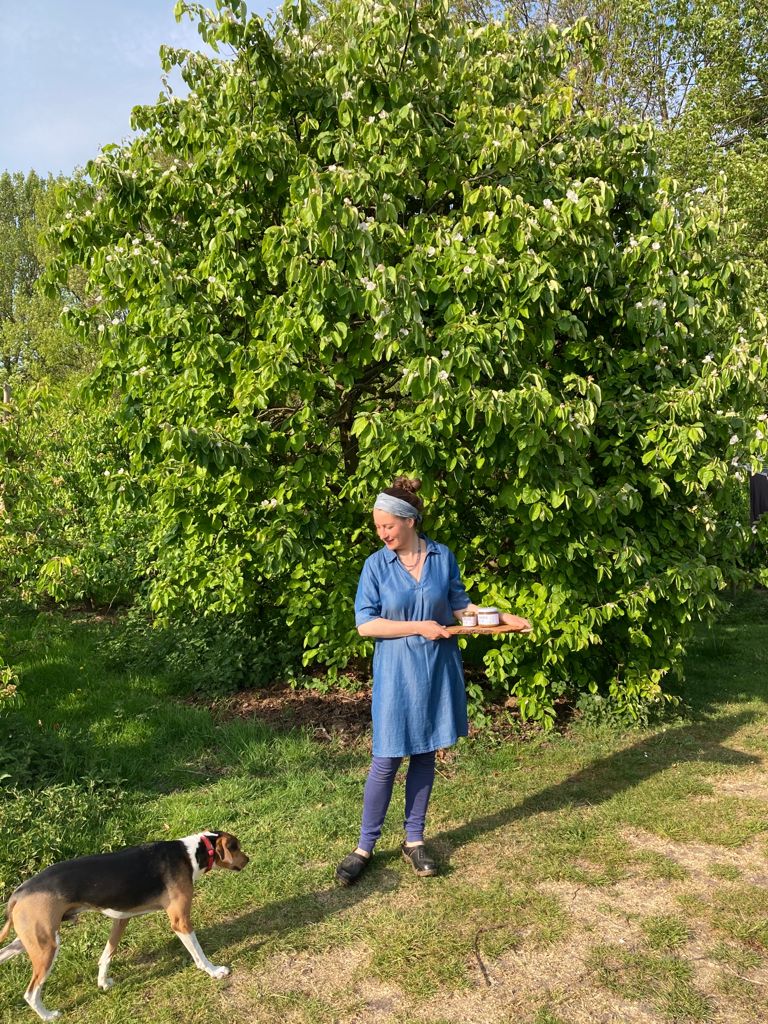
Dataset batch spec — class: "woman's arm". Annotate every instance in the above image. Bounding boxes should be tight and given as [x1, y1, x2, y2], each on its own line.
[358, 618, 452, 640]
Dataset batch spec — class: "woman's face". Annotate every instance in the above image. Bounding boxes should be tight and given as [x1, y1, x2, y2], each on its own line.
[373, 509, 417, 552]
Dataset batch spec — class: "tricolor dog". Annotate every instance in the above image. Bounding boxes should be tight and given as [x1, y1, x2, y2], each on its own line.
[0, 831, 248, 1021]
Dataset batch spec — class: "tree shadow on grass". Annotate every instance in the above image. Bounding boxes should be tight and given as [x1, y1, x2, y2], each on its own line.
[433, 709, 760, 860]
[191, 708, 759, 956]
[0, 655, 365, 798]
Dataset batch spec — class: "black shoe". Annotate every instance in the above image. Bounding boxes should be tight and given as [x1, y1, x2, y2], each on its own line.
[335, 850, 372, 886]
[401, 842, 438, 877]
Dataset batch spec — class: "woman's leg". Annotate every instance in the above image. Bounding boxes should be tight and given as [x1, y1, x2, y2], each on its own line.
[403, 750, 436, 845]
[358, 755, 403, 854]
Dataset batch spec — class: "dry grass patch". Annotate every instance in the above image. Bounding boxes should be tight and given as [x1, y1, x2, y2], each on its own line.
[215, 833, 767, 1024]
[623, 827, 768, 887]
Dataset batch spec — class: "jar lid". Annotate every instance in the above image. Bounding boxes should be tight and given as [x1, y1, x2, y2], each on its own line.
[477, 606, 498, 613]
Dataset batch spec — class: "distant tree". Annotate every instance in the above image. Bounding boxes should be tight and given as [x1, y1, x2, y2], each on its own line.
[0, 171, 43, 380]
[0, 171, 96, 385]
[468, 2, 768, 304]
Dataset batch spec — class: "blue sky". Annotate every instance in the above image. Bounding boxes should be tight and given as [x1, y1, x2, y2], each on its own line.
[0, 1, 273, 177]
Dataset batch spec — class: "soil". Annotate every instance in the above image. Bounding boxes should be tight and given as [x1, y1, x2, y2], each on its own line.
[218, 681, 374, 746]
[207, 664, 560, 749]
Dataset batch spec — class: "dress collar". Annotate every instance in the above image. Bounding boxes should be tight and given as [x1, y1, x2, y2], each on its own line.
[382, 534, 437, 562]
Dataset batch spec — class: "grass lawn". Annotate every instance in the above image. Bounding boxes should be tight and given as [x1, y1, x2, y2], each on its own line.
[1, 592, 767, 1024]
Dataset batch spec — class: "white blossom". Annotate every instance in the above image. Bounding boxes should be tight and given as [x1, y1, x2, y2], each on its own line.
[365, 280, 376, 291]
[463, 265, 472, 274]
[426, 246, 436, 256]
[438, 370, 449, 381]
[566, 189, 578, 202]
[467, 246, 476, 254]
[542, 198, 554, 210]
[703, 353, 715, 364]
[651, 241, 661, 251]
[441, 349, 450, 358]
[729, 434, 739, 445]
[378, 110, 388, 120]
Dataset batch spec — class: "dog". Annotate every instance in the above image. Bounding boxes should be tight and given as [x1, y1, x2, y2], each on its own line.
[0, 830, 248, 1021]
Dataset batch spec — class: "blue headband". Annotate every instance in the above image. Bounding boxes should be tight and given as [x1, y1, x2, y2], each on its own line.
[374, 492, 422, 522]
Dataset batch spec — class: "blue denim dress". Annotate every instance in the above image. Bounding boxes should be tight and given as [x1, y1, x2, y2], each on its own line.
[354, 537, 471, 757]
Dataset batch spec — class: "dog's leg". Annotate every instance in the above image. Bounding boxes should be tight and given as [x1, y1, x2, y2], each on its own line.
[166, 898, 229, 979]
[97, 918, 128, 991]
[174, 931, 230, 979]
[23, 931, 61, 1022]
[0, 937, 25, 964]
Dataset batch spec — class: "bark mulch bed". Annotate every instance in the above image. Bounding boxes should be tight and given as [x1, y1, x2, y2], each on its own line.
[218, 682, 373, 746]
[208, 665, 558, 750]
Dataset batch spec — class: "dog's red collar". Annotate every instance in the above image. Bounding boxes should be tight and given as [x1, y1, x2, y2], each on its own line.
[200, 834, 216, 873]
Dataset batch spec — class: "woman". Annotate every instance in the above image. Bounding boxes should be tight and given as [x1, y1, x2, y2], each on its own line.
[335, 478, 530, 885]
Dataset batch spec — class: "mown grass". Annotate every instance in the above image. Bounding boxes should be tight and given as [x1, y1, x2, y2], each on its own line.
[0, 591, 767, 1024]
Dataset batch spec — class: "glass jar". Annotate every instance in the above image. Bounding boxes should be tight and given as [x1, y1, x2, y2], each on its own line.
[476, 606, 500, 626]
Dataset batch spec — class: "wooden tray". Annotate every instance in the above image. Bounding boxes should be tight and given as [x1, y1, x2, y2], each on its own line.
[446, 623, 532, 635]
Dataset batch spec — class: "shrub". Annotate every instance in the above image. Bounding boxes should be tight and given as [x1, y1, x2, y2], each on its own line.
[100, 604, 301, 695]
[0, 381, 148, 607]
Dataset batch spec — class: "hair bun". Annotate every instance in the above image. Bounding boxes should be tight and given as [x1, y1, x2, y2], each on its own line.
[392, 476, 422, 494]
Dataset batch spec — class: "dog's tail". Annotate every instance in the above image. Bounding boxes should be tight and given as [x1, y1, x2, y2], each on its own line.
[0, 896, 16, 944]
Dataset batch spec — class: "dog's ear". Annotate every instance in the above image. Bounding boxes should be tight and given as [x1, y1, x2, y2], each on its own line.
[214, 832, 237, 863]
[214, 832, 248, 870]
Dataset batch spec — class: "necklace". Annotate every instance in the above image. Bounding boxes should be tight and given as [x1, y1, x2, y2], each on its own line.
[398, 539, 422, 570]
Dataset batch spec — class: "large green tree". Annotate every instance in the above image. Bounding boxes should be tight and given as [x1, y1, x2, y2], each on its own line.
[52, 0, 767, 722]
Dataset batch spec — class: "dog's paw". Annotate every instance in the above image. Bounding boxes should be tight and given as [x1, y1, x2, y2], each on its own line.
[98, 976, 115, 991]
[210, 964, 230, 980]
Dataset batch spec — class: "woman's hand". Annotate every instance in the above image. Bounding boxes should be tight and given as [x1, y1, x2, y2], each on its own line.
[500, 613, 532, 632]
[418, 620, 453, 640]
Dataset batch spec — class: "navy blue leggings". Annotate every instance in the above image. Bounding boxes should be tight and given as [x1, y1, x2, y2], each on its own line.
[358, 751, 436, 853]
